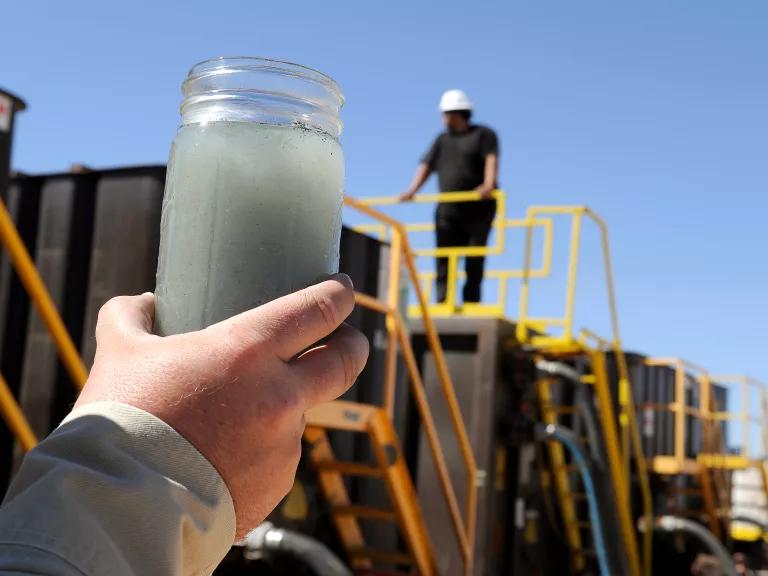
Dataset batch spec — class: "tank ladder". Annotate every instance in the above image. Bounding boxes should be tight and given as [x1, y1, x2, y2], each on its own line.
[304, 196, 478, 576]
[536, 371, 593, 572]
[305, 402, 436, 575]
[531, 343, 648, 576]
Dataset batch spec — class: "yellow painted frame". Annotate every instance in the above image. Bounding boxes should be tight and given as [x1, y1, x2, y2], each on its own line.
[353, 195, 653, 576]
[344, 195, 479, 575]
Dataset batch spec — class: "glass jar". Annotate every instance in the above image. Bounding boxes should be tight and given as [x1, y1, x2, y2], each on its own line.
[154, 57, 345, 335]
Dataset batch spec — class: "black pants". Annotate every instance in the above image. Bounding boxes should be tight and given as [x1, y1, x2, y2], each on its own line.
[435, 201, 497, 304]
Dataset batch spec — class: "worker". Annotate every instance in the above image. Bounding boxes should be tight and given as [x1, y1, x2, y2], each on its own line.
[400, 89, 500, 305]
[0, 275, 368, 575]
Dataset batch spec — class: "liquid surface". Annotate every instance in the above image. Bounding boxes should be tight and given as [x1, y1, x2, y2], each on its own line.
[155, 121, 344, 335]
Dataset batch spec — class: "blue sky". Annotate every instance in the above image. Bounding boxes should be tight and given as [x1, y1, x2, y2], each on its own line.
[2, 1, 767, 387]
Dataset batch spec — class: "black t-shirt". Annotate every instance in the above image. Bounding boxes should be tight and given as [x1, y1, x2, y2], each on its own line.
[421, 125, 499, 192]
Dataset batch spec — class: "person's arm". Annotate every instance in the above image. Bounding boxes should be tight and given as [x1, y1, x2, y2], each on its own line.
[400, 135, 441, 202]
[475, 128, 500, 200]
[399, 162, 432, 202]
[0, 402, 235, 576]
[0, 276, 368, 575]
[475, 153, 498, 200]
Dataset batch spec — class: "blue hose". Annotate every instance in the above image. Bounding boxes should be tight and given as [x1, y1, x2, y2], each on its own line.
[536, 423, 611, 576]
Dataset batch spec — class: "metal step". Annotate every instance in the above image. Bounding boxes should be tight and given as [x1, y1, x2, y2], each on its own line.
[315, 461, 384, 477]
[333, 505, 397, 521]
[349, 548, 415, 567]
[306, 402, 437, 576]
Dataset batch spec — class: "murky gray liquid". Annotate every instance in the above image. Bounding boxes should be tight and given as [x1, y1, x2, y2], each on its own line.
[154, 121, 344, 335]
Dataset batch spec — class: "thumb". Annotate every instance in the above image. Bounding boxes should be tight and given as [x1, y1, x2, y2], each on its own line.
[95, 293, 156, 347]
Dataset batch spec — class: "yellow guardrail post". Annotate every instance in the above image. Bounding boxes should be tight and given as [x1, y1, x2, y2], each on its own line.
[742, 377, 750, 459]
[516, 212, 535, 341]
[709, 375, 768, 464]
[563, 209, 584, 342]
[446, 253, 459, 311]
[762, 384, 767, 459]
[344, 195, 478, 574]
[383, 229, 402, 416]
[701, 371, 712, 458]
[674, 360, 686, 470]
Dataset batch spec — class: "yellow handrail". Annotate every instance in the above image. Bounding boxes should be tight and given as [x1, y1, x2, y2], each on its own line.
[641, 362, 768, 472]
[518, 205, 652, 576]
[640, 362, 768, 542]
[710, 375, 768, 464]
[355, 193, 653, 576]
[644, 358, 710, 472]
[344, 195, 478, 574]
[357, 191, 557, 318]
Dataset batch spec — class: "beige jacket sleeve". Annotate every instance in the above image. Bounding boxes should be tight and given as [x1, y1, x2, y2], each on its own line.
[0, 402, 236, 576]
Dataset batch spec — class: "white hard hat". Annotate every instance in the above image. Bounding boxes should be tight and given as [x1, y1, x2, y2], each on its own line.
[439, 89, 473, 112]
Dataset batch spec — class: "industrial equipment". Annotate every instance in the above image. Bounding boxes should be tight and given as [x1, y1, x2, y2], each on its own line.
[0, 90, 766, 576]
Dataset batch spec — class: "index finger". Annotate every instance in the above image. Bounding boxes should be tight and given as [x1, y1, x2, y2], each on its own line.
[211, 274, 356, 361]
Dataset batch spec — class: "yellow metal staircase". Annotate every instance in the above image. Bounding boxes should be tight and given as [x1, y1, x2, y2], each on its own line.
[536, 372, 591, 572]
[356, 194, 656, 576]
[534, 346, 649, 576]
[510, 204, 654, 576]
[306, 195, 479, 576]
[305, 401, 436, 574]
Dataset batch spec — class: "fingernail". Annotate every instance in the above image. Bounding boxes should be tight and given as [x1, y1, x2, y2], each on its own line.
[330, 273, 353, 290]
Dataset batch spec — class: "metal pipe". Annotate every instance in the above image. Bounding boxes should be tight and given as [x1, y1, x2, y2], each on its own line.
[731, 516, 768, 532]
[731, 514, 768, 551]
[535, 422, 611, 576]
[647, 515, 738, 576]
[241, 522, 352, 576]
[536, 359, 605, 466]
[536, 359, 581, 383]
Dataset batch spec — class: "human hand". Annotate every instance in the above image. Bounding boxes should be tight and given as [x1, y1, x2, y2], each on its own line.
[475, 185, 495, 200]
[76, 274, 369, 539]
[398, 190, 417, 202]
